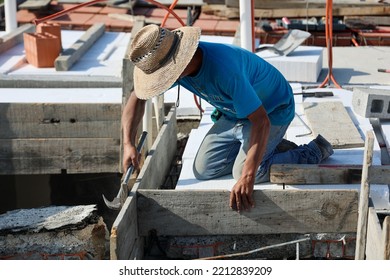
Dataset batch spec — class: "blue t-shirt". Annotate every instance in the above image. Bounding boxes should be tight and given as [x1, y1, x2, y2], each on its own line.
[178, 41, 294, 125]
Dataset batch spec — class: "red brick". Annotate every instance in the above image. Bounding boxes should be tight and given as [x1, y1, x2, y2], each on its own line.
[57, 3, 103, 14]
[215, 20, 240, 36]
[193, 19, 218, 35]
[197, 12, 222, 20]
[148, 7, 188, 20]
[85, 14, 133, 32]
[17, 10, 38, 24]
[100, 6, 129, 15]
[50, 12, 95, 29]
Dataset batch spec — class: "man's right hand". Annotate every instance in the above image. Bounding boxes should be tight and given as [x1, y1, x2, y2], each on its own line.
[122, 143, 140, 172]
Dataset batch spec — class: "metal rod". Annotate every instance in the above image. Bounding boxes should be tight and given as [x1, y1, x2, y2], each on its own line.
[197, 236, 311, 260]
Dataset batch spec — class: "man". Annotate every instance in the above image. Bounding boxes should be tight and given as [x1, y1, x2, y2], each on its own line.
[122, 24, 333, 212]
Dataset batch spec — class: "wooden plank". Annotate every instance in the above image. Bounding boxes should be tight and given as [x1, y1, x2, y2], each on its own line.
[226, 0, 383, 9]
[19, 0, 51, 10]
[303, 101, 364, 148]
[0, 138, 120, 174]
[128, 238, 144, 260]
[383, 216, 390, 260]
[111, 106, 176, 258]
[136, 106, 177, 190]
[270, 164, 390, 185]
[137, 189, 359, 236]
[270, 164, 363, 184]
[365, 206, 384, 259]
[0, 24, 35, 54]
[110, 195, 139, 260]
[55, 23, 105, 71]
[0, 103, 121, 139]
[355, 130, 374, 260]
[204, 5, 390, 19]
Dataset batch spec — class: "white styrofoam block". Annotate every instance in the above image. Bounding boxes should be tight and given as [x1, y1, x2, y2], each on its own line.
[257, 46, 323, 83]
[0, 88, 122, 103]
[0, 30, 131, 77]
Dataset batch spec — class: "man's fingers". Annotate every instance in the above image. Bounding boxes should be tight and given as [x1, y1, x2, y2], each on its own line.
[240, 194, 250, 211]
[230, 188, 255, 212]
[229, 192, 241, 212]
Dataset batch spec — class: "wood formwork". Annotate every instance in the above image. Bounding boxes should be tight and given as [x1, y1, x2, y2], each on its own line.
[110, 125, 389, 259]
[110, 106, 178, 260]
[271, 130, 390, 260]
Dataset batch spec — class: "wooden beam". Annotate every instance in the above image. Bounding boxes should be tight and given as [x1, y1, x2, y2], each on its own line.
[135, 107, 177, 190]
[270, 164, 390, 185]
[366, 206, 385, 259]
[355, 130, 374, 260]
[137, 189, 358, 236]
[303, 101, 364, 148]
[110, 195, 140, 260]
[0, 103, 121, 139]
[226, 0, 384, 9]
[383, 216, 390, 260]
[204, 4, 390, 19]
[0, 24, 36, 54]
[55, 23, 105, 71]
[19, 0, 51, 10]
[0, 138, 120, 174]
[111, 107, 177, 259]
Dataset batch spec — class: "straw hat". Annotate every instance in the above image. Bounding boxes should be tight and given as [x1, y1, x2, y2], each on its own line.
[128, 24, 201, 100]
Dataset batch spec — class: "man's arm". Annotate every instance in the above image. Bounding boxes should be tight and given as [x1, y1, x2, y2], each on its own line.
[229, 105, 270, 212]
[122, 91, 146, 172]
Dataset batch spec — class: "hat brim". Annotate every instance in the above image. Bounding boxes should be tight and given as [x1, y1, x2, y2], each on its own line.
[133, 26, 201, 100]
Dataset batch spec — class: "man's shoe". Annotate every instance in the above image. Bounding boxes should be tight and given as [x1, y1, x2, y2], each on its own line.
[276, 138, 298, 152]
[313, 134, 334, 161]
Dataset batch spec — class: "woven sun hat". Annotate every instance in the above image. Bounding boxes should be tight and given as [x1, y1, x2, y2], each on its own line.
[128, 24, 201, 100]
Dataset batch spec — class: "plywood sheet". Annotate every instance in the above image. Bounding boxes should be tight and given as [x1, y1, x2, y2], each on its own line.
[303, 101, 364, 148]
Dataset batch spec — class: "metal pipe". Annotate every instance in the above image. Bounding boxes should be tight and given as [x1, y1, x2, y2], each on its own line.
[239, 0, 253, 52]
[5, 0, 18, 34]
[197, 236, 311, 260]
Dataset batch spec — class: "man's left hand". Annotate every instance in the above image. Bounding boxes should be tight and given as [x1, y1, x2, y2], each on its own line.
[229, 176, 255, 212]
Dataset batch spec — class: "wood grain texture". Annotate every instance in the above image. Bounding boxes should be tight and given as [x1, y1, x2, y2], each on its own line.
[137, 189, 358, 236]
[303, 101, 364, 148]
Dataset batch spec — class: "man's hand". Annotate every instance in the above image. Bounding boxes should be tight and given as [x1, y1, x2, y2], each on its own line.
[122, 143, 140, 173]
[229, 175, 255, 212]
[229, 105, 269, 212]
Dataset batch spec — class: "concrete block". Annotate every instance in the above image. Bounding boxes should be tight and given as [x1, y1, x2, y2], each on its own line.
[352, 87, 390, 118]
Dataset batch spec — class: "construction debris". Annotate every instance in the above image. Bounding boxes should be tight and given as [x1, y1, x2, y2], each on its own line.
[0, 205, 109, 260]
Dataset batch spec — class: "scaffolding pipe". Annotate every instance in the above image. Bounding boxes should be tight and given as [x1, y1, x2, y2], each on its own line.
[5, 0, 18, 34]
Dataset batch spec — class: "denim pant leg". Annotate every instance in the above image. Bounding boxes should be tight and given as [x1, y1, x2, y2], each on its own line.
[232, 122, 289, 183]
[193, 116, 324, 183]
[232, 122, 324, 184]
[193, 116, 241, 180]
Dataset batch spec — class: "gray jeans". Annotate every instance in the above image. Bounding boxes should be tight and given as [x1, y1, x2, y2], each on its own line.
[193, 115, 322, 183]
